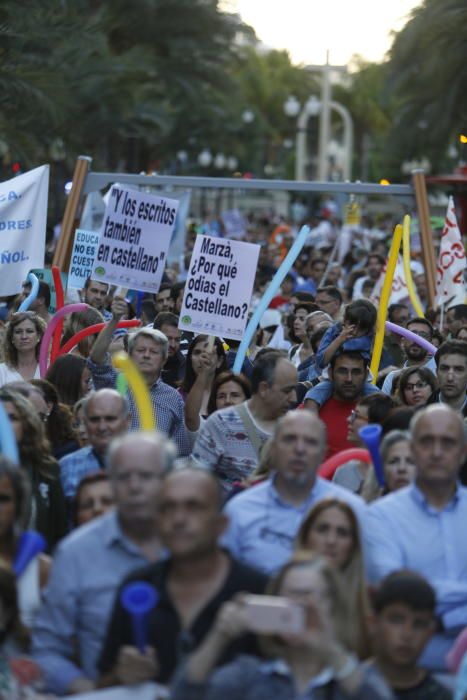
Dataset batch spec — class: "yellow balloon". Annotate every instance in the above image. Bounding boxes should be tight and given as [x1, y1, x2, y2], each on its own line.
[369, 223, 403, 383]
[402, 214, 425, 318]
[112, 351, 155, 431]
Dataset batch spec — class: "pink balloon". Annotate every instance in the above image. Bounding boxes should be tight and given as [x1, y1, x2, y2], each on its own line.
[39, 303, 87, 377]
[318, 448, 371, 480]
[385, 321, 437, 355]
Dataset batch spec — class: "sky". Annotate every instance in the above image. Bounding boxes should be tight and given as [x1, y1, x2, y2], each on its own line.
[222, 0, 424, 67]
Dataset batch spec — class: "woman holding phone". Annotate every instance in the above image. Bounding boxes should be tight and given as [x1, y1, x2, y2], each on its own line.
[172, 552, 392, 700]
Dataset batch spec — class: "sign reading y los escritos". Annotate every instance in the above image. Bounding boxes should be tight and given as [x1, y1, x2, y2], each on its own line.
[0, 165, 49, 296]
[91, 185, 179, 293]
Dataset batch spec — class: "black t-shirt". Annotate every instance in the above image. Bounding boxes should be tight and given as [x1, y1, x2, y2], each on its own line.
[98, 554, 268, 683]
[392, 673, 452, 700]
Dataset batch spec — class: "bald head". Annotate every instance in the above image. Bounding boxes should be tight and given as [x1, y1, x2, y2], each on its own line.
[83, 389, 130, 454]
[410, 404, 465, 443]
[271, 410, 327, 490]
[158, 467, 227, 558]
[410, 404, 466, 490]
[275, 409, 326, 445]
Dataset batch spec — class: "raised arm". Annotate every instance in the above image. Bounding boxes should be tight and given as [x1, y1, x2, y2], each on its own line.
[89, 296, 128, 365]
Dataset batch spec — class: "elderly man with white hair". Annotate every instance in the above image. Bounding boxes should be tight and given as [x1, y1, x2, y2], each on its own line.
[88, 296, 190, 455]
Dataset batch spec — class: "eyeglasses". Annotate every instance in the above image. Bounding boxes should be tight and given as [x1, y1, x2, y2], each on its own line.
[350, 410, 368, 423]
[405, 381, 428, 392]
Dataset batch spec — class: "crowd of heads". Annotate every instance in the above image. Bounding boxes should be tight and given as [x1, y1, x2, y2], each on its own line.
[0, 212, 465, 695]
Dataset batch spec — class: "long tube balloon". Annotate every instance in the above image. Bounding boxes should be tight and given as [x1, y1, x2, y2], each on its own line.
[318, 448, 371, 480]
[112, 351, 155, 430]
[402, 215, 425, 317]
[385, 321, 437, 355]
[18, 272, 40, 312]
[359, 423, 385, 487]
[57, 319, 141, 356]
[0, 401, 19, 464]
[369, 224, 403, 383]
[39, 303, 87, 377]
[50, 266, 65, 364]
[233, 224, 310, 374]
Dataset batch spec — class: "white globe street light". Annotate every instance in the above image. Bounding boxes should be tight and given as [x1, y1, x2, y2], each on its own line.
[227, 156, 238, 170]
[242, 109, 255, 124]
[198, 149, 212, 167]
[214, 153, 226, 169]
[283, 95, 301, 118]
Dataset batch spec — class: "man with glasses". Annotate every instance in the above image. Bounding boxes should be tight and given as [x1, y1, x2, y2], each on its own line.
[315, 286, 343, 321]
[381, 318, 437, 396]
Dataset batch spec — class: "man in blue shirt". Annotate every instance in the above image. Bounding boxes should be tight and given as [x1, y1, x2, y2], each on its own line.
[32, 432, 174, 695]
[365, 404, 467, 671]
[222, 410, 365, 574]
[59, 388, 130, 502]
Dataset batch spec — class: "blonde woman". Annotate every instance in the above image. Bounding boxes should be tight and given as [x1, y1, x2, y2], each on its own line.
[296, 499, 371, 659]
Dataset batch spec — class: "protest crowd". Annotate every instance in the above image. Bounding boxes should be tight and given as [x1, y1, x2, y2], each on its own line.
[0, 179, 466, 700]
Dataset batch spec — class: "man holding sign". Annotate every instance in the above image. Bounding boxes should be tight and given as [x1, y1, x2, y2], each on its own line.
[87, 297, 190, 456]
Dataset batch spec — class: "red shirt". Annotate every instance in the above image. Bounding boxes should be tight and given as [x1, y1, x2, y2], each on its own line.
[319, 397, 356, 459]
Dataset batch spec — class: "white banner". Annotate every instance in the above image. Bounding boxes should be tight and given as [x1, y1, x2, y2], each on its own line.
[0, 165, 49, 295]
[371, 258, 410, 306]
[68, 228, 100, 289]
[179, 234, 260, 340]
[436, 196, 467, 307]
[91, 186, 178, 293]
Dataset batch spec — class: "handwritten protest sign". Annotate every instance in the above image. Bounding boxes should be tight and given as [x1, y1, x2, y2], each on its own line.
[91, 186, 179, 293]
[179, 235, 260, 340]
[68, 228, 100, 289]
[0, 166, 49, 295]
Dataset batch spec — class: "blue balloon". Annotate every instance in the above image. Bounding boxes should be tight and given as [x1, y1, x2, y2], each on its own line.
[359, 423, 385, 487]
[13, 531, 46, 576]
[18, 272, 40, 312]
[233, 225, 310, 374]
[0, 401, 19, 464]
[121, 581, 158, 653]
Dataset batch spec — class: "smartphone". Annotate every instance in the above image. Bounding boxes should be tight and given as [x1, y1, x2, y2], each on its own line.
[242, 594, 305, 635]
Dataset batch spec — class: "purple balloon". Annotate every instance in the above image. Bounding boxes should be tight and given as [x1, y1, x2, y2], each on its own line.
[385, 321, 437, 355]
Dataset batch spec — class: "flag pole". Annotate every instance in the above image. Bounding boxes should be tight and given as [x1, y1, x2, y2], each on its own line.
[412, 169, 437, 309]
[53, 155, 92, 272]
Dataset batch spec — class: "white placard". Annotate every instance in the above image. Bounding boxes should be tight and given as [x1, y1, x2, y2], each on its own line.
[68, 228, 100, 289]
[0, 165, 49, 295]
[91, 186, 179, 292]
[179, 234, 260, 340]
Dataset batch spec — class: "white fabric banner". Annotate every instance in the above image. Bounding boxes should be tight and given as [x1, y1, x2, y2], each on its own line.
[0, 165, 49, 295]
[370, 258, 410, 307]
[436, 196, 467, 307]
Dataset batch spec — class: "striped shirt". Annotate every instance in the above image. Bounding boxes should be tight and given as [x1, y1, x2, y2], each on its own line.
[87, 355, 191, 456]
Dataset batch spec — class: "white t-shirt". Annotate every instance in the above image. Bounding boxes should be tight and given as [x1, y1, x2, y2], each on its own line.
[0, 362, 40, 388]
